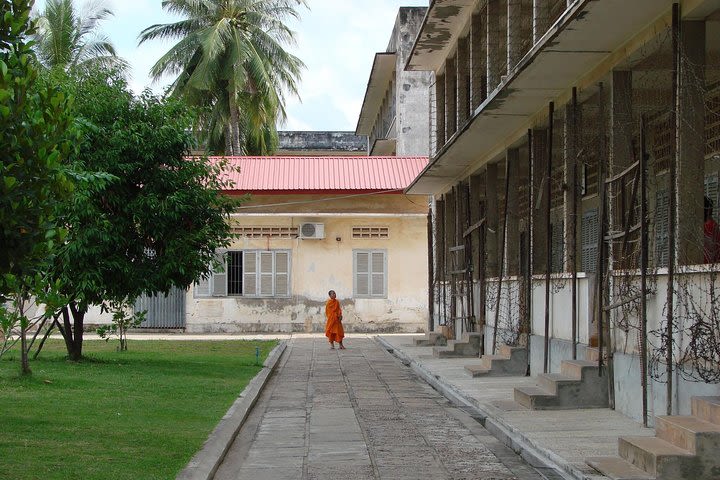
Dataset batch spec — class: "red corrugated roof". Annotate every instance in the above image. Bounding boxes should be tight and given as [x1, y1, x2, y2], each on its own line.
[211, 156, 429, 193]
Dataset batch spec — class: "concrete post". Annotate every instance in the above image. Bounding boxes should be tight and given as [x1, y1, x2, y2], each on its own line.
[533, 0, 550, 44]
[445, 56, 457, 140]
[677, 20, 706, 265]
[435, 73, 446, 148]
[457, 36, 471, 126]
[532, 129, 549, 273]
[471, 12, 486, 110]
[486, 0, 501, 96]
[564, 101, 578, 272]
[486, 162, 500, 277]
[507, 149, 521, 275]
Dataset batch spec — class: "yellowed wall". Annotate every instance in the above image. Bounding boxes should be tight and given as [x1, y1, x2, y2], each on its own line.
[186, 194, 430, 333]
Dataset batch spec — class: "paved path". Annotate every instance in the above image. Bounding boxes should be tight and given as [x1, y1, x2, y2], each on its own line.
[214, 337, 550, 480]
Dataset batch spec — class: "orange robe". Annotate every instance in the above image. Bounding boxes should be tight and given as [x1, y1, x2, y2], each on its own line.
[325, 298, 344, 342]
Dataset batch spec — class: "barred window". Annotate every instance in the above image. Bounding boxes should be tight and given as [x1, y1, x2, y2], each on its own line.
[194, 250, 290, 298]
[352, 226, 389, 239]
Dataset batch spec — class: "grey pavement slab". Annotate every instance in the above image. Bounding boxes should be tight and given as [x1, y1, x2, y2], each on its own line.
[378, 334, 657, 480]
[213, 336, 547, 480]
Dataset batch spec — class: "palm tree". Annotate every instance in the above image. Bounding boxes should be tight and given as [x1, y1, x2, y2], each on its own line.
[139, 0, 306, 155]
[34, 0, 127, 72]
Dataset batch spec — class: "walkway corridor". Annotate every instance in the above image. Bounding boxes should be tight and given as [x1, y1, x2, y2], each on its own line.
[214, 337, 550, 480]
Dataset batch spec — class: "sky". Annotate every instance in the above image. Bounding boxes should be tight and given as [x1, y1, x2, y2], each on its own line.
[34, 0, 429, 132]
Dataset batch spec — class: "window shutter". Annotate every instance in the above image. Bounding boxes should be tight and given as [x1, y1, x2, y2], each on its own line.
[581, 209, 599, 273]
[275, 252, 289, 297]
[355, 251, 370, 296]
[655, 189, 669, 268]
[259, 252, 274, 296]
[243, 251, 257, 296]
[371, 251, 386, 296]
[195, 276, 211, 297]
[550, 220, 564, 273]
[211, 250, 228, 296]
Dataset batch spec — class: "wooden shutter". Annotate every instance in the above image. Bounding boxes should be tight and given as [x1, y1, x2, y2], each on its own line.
[581, 208, 599, 273]
[195, 275, 211, 297]
[354, 251, 370, 296]
[655, 189, 669, 268]
[259, 252, 274, 296]
[275, 252, 289, 297]
[550, 219, 564, 273]
[243, 251, 257, 296]
[371, 251, 386, 296]
[211, 250, 228, 296]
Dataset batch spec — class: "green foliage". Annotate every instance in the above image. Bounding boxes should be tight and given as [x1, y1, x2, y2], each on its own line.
[53, 67, 238, 307]
[96, 301, 146, 351]
[33, 0, 128, 73]
[0, 0, 78, 295]
[139, 0, 307, 155]
[0, 339, 276, 479]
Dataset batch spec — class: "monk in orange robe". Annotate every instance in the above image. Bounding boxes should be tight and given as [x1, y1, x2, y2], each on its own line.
[325, 290, 345, 349]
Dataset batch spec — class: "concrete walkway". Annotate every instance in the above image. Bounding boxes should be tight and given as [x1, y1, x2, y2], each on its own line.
[214, 337, 550, 480]
[378, 334, 655, 480]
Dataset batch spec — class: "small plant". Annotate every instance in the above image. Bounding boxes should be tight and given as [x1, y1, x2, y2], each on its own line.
[96, 301, 146, 351]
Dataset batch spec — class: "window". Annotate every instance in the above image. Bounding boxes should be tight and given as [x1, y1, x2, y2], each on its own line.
[354, 250, 387, 298]
[194, 250, 290, 298]
[581, 208, 599, 273]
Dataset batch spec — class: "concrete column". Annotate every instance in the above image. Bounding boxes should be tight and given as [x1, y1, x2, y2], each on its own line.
[564, 101, 579, 272]
[435, 73, 446, 148]
[470, 172, 484, 281]
[532, 129, 549, 273]
[486, 0, 501, 96]
[471, 12, 486, 110]
[486, 162, 499, 277]
[445, 56, 457, 139]
[533, 0, 550, 44]
[677, 20, 706, 265]
[457, 36, 471, 126]
[506, 149, 521, 275]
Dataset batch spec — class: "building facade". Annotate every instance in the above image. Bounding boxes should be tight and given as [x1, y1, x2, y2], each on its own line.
[186, 156, 430, 333]
[407, 0, 720, 428]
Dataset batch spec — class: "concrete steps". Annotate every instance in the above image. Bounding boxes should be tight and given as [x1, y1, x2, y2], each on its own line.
[513, 360, 608, 410]
[464, 344, 527, 377]
[413, 332, 447, 347]
[432, 332, 482, 358]
[587, 396, 720, 480]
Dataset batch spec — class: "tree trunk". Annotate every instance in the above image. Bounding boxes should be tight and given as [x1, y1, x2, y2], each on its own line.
[68, 302, 85, 361]
[228, 89, 242, 155]
[20, 319, 30, 375]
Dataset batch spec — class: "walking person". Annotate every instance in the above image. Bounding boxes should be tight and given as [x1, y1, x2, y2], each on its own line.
[325, 290, 345, 350]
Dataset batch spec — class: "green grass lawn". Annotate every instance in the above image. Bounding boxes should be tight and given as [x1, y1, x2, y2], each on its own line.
[0, 339, 277, 479]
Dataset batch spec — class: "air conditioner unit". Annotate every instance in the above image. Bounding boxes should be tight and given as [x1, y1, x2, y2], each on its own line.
[299, 222, 325, 239]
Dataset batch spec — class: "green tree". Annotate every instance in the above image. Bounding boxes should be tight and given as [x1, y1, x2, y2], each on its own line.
[0, 0, 78, 374]
[49, 67, 237, 360]
[139, 0, 306, 155]
[33, 0, 127, 72]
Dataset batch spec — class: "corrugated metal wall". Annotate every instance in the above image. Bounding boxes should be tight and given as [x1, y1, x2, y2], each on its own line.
[134, 287, 185, 329]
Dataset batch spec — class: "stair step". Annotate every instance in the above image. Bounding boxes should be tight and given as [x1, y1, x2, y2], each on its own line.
[586, 456, 655, 480]
[655, 415, 720, 453]
[618, 435, 692, 476]
[464, 364, 490, 377]
[498, 344, 524, 357]
[514, 386, 556, 410]
[537, 373, 577, 395]
[692, 396, 720, 426]
[413, 332, 447, 347]
[561, 359, 599, 379]
[480, 354, 505, 369]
